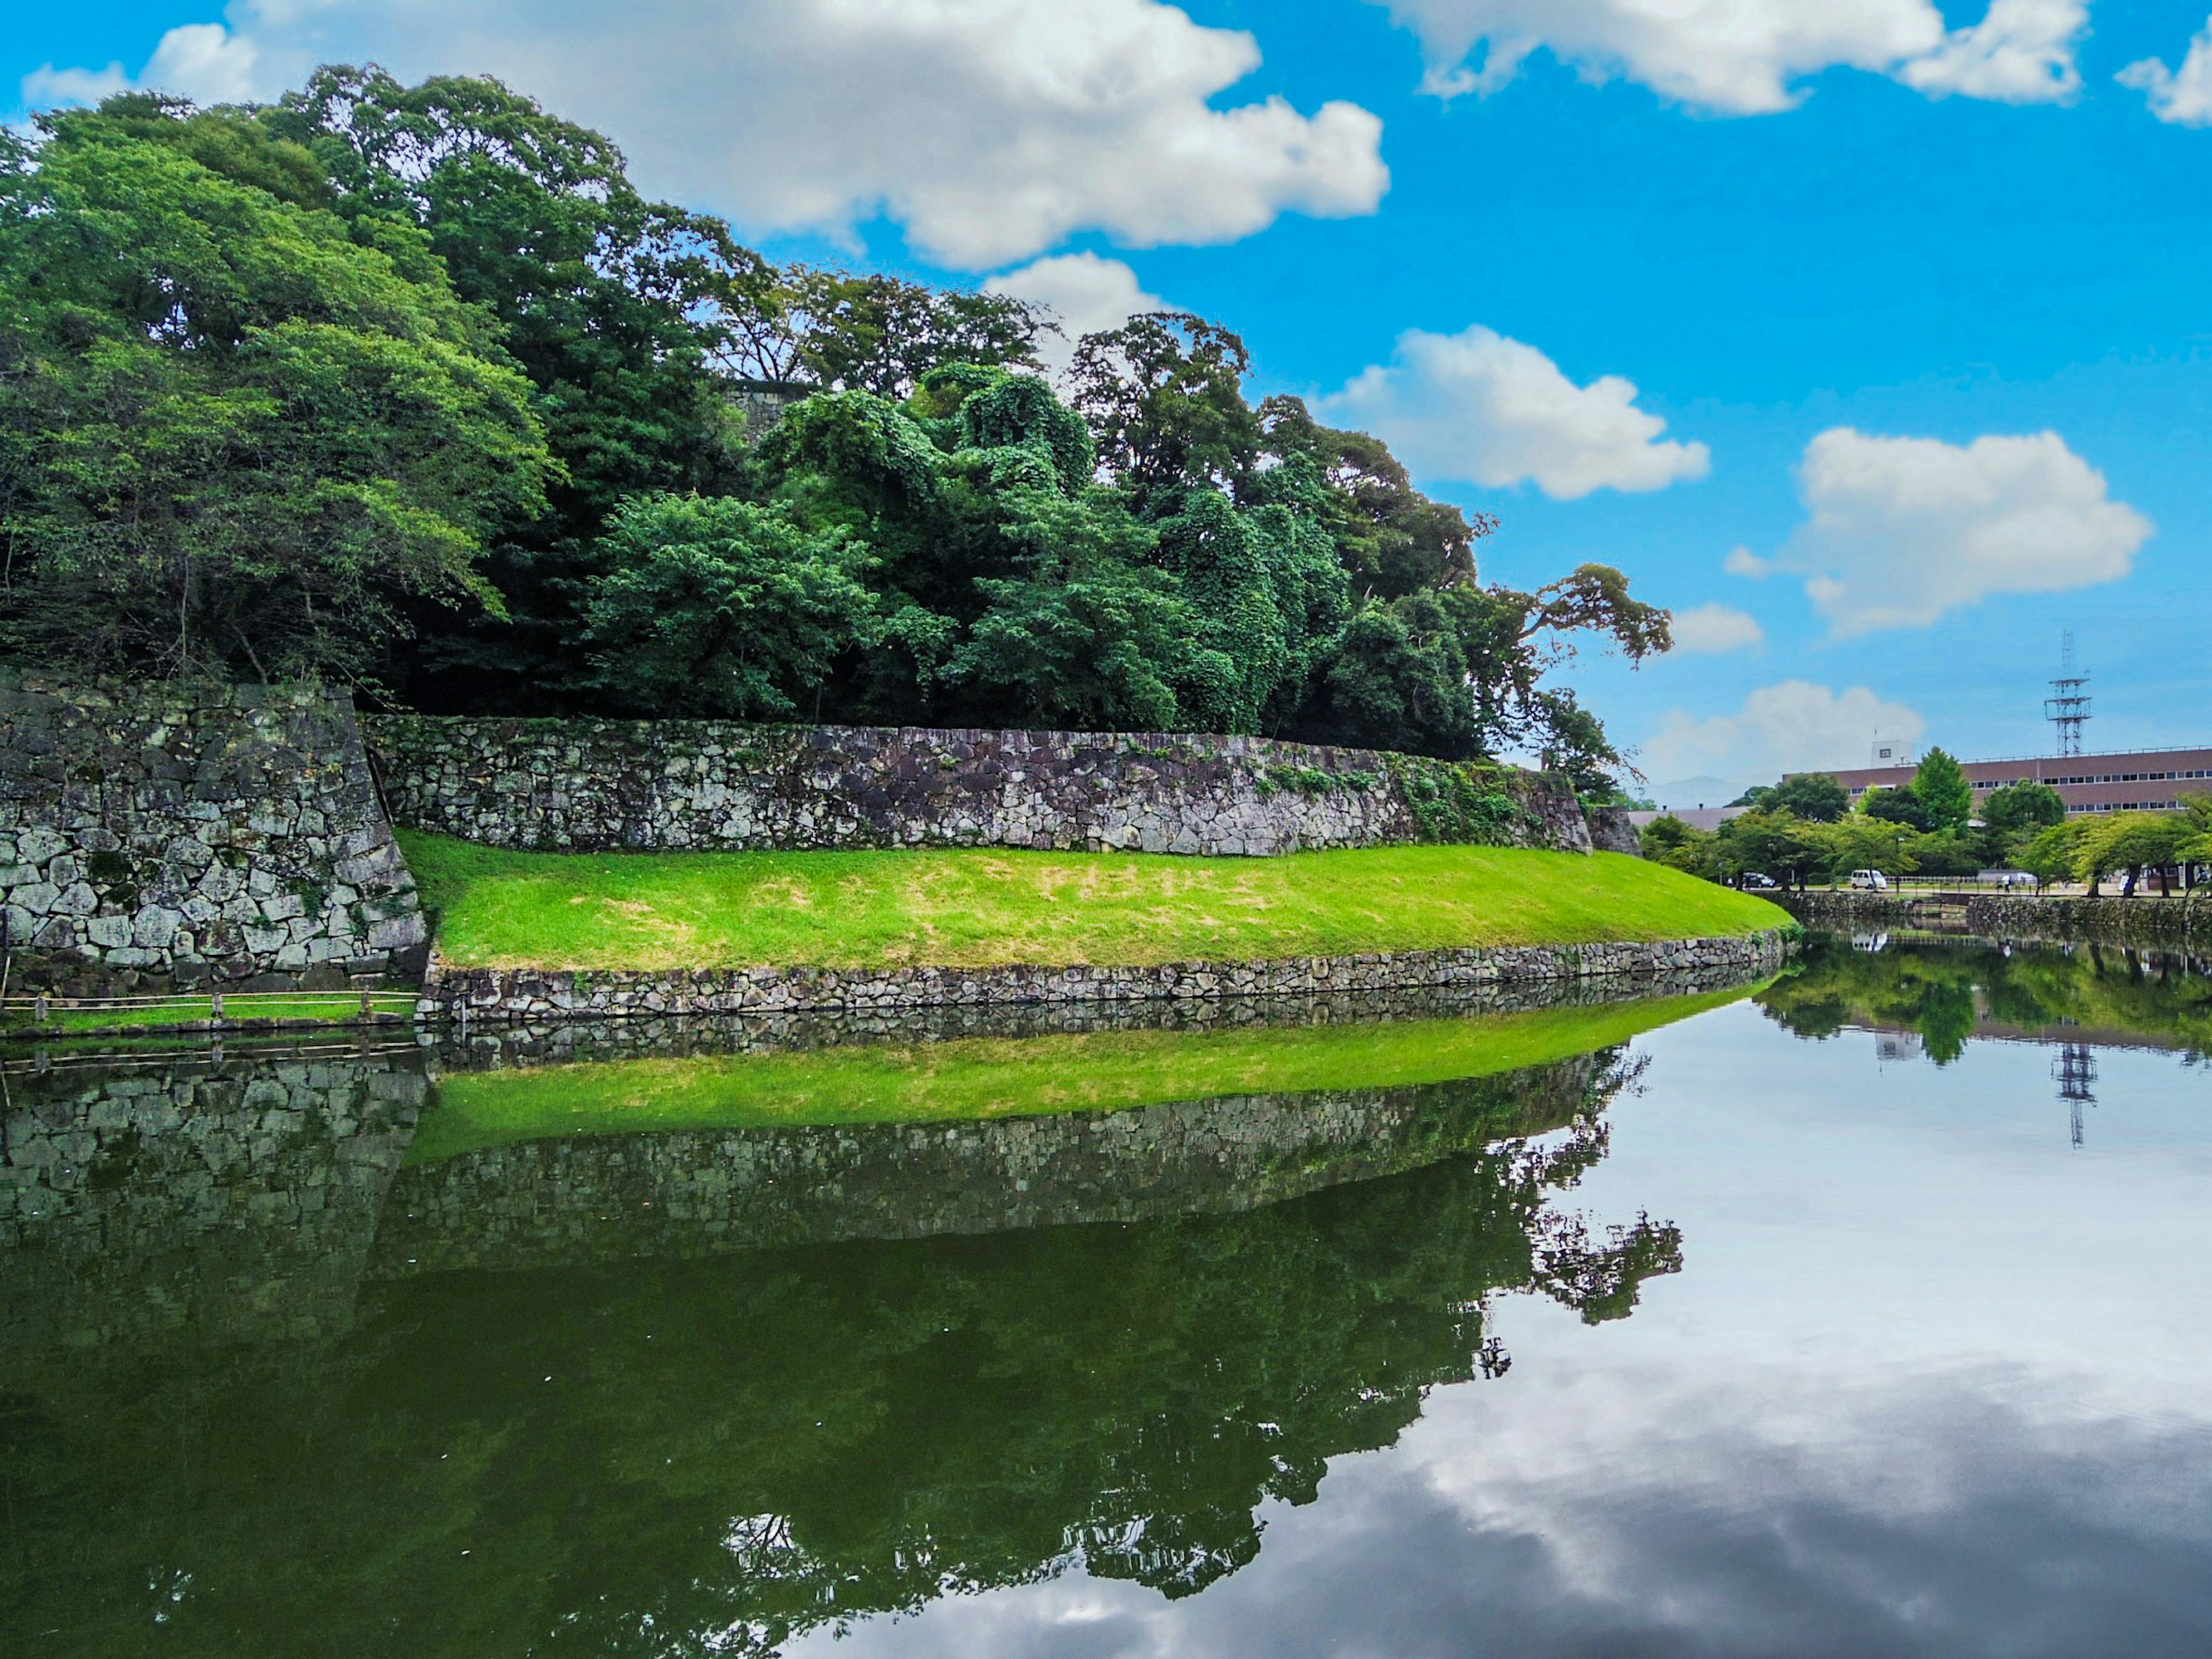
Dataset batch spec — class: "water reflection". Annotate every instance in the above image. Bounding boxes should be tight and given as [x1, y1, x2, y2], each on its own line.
[1756, 933, 2209, 1144]
[6, 937, 2207, 1655]
[0, 980, 1706, 1654]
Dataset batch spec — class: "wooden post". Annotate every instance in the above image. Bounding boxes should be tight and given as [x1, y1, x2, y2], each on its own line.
[360, 988, 374, 1021]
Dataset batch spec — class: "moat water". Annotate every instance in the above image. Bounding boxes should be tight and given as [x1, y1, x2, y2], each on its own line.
[3, 933, 2209, 1656]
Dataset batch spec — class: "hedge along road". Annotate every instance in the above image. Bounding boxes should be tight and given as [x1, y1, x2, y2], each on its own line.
[400, 834, 1790, 974]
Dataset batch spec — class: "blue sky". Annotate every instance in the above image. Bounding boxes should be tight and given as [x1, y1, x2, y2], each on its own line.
[9, 1, 2210, 795]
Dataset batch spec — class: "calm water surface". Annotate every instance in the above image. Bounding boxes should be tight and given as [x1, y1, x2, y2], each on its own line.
[3, 935, 2208, 1656]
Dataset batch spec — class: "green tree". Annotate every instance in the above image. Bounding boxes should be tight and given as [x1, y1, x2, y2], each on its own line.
[1815, 814, 1918, 882]
[1861, 785, 1931, 832]
[1256, 395, 1490, 597]
[1715, 810, 1827, 889]
[2020, 820, 2088, 887]
[264, 69, 779, 702]
[1067, 312, 1262, 512]
[2074, 812, 2193, 897]
[1912, 748, 1974, 834]
[0, 111, 548, 684]
[771, 267, 1046, 396]
[1637, 815, 1718, 879]
[580, 496, 874, 717]
[1983, 781, 2066, 835]
[1735, 773, 1849, 822]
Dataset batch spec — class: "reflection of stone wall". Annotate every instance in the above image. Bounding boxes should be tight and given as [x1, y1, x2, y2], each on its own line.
[421, 930, 1791, 1021]
[0, 1048, 429, 1350]
[1777, 889, 2207, 946]
[365, 717, 1599, 857]
[372, 1058, 1616, 1278]
[0, 681, 428, 988]
[433, 959, 1770, 1067]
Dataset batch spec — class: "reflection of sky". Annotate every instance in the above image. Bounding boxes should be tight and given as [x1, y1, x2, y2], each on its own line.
[791, 1002, 2212, 1656]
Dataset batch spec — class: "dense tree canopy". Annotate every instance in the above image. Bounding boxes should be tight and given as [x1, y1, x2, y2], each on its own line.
[0, 99, 548, 683]
[0, 69, 1675, 782]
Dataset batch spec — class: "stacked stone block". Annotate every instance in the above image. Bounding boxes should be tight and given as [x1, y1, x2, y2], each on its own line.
[0, 681, 429, 987]
[363, 717, 1602, 857]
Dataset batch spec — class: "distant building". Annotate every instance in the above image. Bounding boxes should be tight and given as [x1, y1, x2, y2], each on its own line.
[1797, 746, 2212, 817]
[1625, 806, 1747, 834]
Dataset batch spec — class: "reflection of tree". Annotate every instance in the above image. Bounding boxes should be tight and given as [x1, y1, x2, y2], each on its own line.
[0, 1055, 1678, 1656]
[1756, 935, 2212, 1060]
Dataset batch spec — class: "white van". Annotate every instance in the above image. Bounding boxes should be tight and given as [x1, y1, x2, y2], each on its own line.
[1849, 869, 1889, 891]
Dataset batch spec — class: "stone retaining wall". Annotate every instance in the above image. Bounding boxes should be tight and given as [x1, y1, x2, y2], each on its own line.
[418, 930, 1791, 1022]
[1777, 889, 2207, 946]
[364, 716, 1602, 857]
[0, 682, 429, 989]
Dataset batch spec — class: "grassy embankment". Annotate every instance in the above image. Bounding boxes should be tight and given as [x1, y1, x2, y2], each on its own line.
[402, 833, 1788, 974]
[413, 980, 1758, 1161]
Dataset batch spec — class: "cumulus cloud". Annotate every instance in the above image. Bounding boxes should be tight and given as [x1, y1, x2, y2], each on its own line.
[1370, 0, 2084, 114]
[1767, 427, 2151, 637]
[1643, 681, 1925, 783]
[1319, 324, 1709, 499]
[984, 253, 1165, 376]
[20, 60, 132, 109]
[2118, 15, 2212, 126]
[1666, 603, 1764, 655]
[22, 0, 1388, 269]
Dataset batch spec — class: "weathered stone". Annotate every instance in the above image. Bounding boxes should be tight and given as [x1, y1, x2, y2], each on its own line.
[418, 929, 1791, 1024]
[0, 682, 427, 988]
[363, 717, 1600, 860]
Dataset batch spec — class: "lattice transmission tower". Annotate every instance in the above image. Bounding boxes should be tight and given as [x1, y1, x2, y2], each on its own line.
[2045, 632, 2091, 757]
[2053, 1042, 2097, 1148]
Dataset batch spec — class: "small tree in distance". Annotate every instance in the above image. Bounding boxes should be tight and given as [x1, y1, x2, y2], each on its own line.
[1913, 748, 1975, 834]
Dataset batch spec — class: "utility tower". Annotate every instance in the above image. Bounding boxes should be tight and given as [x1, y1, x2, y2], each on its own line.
[2053, 1042, 2097, 1147]
[2045, 632, 2091, 757]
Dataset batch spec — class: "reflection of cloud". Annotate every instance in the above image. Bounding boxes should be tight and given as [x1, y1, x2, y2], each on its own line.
[795, 1007, 2212, 1657]
[796, 1366, 2212, 1658]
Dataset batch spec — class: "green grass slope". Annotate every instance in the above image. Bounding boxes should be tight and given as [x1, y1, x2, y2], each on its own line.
[402, 834, 1787, 974]
[411, 982, 1759, 1161]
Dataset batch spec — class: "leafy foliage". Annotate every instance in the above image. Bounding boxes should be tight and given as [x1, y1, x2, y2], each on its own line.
[2, 70, 1672, 778]
[581, 496, 874, 717]
[1912, 748, 1974, 834]
[0, 104, 548, 683]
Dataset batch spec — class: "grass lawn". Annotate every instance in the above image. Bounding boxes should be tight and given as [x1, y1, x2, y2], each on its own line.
[412, 982, 1758, 1161]
[402, 833, 1787, 974]
[1, 991, 419, 1037]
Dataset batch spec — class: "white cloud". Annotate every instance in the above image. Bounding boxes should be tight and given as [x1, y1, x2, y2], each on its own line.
[1319, 324, 1709, 500]
[1666, 603, 1764, 655]
[20, 61, 132, 109]
[984, 253, 1165, 376]
[1723, 545, 1770, 578]
[1643, 681, 1925, 783]
[1370, 0, 2084, 115]
[137, 22, 265, 106]
[1769, 427, 2151, 637]
[25, 0, 1387, 270]
[2118, 15, 2212, 126]
[1897, 0, 2084, 102]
